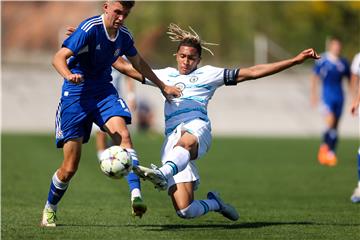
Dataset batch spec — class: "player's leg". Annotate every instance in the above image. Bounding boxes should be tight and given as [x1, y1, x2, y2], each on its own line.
[351, 147, 360, 203]
[318, 101, 339, 166]
[95, 128, 108, 161]
[170, 182, 238, 221]
[104, 116, 146, 217]
[41, 138, 82, 227]
[133, 131, 196, 190]
[134, 120, 210, 190]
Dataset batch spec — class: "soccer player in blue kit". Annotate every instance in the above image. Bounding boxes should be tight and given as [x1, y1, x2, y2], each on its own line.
[114, 24, 320, 221]
[41, 1, 180, 227]
[311, 37, 351, 166]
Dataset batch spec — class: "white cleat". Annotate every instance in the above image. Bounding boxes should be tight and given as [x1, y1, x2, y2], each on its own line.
[40, 207, 57, 227]
[133, 164, 168, 191]
[351, 186, 360, 203]
[207, 191, 239, 221]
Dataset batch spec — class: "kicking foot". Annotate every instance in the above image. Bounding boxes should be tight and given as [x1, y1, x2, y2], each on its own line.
[207, 191, 239, 221]
[133, 164, 168, 191]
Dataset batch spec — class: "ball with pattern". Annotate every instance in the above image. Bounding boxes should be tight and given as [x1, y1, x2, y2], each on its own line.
[99, 146, 132, 179]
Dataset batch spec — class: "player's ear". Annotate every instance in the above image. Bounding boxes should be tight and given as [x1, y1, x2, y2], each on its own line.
[103, 2, 109, 14]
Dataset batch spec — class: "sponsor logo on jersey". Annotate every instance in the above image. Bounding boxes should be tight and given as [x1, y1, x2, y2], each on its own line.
[114, 48, 121, 57]
[189, 76, 198, 83]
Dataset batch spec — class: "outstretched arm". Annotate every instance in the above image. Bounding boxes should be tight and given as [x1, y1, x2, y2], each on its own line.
[236, 48, 320, 83]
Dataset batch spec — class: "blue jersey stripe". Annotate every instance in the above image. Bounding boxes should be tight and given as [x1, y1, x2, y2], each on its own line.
[165, 107, 208, 121]
[180, 96, 207, 103]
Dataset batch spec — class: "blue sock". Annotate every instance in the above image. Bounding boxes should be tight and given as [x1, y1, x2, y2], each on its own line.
[327, 129, 338, 152]
[126, 149, 141, 195]
[46, 172, 68, 210]
[322, 129, 330, 146]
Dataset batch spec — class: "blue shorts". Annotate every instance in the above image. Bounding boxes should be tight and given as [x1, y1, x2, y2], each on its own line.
[322, 98, 343, 119]
[55, 93, 131, 148]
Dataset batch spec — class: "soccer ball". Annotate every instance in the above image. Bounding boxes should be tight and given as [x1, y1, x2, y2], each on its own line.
[99, 146, 132, 179]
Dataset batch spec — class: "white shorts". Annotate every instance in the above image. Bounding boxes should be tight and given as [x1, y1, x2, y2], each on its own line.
[161, 119, 212, 191]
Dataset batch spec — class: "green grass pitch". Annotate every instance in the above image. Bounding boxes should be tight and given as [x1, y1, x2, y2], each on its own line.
[2, 133, 359, 239]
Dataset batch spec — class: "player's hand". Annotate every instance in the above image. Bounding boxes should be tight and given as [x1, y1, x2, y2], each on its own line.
[162, 85, 181, 101]
[350, 99, 360, 116]
[66, 73, 84, 84]
[66, 26, 76, 36]
[294, 48, 320, 64]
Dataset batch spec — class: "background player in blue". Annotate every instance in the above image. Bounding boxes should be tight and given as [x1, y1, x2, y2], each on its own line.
[113, 24, 320, 221]
[41, 1, 180, 227]
[311, 37, 351, 166]
[350, 52, 360, 203]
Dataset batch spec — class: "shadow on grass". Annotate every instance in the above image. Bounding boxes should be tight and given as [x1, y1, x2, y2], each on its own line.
[141, 221, 314, 231]
[59, 221, 310, 229]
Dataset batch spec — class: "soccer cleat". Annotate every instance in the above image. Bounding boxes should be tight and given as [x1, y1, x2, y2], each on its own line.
[350, 186, 360, 203]
[207, 191, 239, 221]
[131, 197, 147, 218]
[40, 207, 57, 227]
[324, 151, 337, 166]
[133, 165, 168, 191]
[318, 144, 329, 165]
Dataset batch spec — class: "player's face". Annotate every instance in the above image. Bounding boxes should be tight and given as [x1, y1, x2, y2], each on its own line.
[176, 46, 201, 75]
[328, 40, 342, 57]
[103, 1, 131, 29]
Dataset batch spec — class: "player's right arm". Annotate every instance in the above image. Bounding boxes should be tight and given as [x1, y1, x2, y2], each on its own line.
[52, 47, 83, 84]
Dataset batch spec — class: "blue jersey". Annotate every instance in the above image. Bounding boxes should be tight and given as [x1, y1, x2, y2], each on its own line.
[313, 53, 350, 102]
[61, 14, 137, 97]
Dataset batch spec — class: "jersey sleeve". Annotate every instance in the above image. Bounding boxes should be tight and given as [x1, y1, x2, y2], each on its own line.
[143, 69, 165, 87]
[62, 27, 90, 55]
[120, 27, 138, 57]
[203, 65, 238, 87]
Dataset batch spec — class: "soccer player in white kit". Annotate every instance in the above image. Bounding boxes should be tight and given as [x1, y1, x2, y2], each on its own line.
[350, 52, 360, 203]
[117, 24, 320, 221]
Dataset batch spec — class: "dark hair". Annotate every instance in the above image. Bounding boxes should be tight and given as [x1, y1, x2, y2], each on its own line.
[177, 38, 202, 57]
[119, 0, 135, 9]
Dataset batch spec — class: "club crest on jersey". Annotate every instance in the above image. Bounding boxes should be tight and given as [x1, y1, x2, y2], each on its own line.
[175, 82, 186, 92]
[114, 48, 121, 57]
[189, 76, 198, 83]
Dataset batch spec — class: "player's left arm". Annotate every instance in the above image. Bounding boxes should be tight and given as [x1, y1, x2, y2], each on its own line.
[236, 48, 320, 83]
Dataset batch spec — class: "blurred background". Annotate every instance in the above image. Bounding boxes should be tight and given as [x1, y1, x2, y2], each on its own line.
[2, 1, 360, 136]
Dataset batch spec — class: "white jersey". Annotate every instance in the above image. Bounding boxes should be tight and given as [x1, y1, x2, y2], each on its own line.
[145, 65, 238, 135]
[351, 52, 360, 77]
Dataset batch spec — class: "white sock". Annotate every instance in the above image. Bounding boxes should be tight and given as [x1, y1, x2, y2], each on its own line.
[131, 188, 141, 201]
[176, 199, 220, 219]
[159, 146, 190, 179]
[97, 150, 104, 163]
